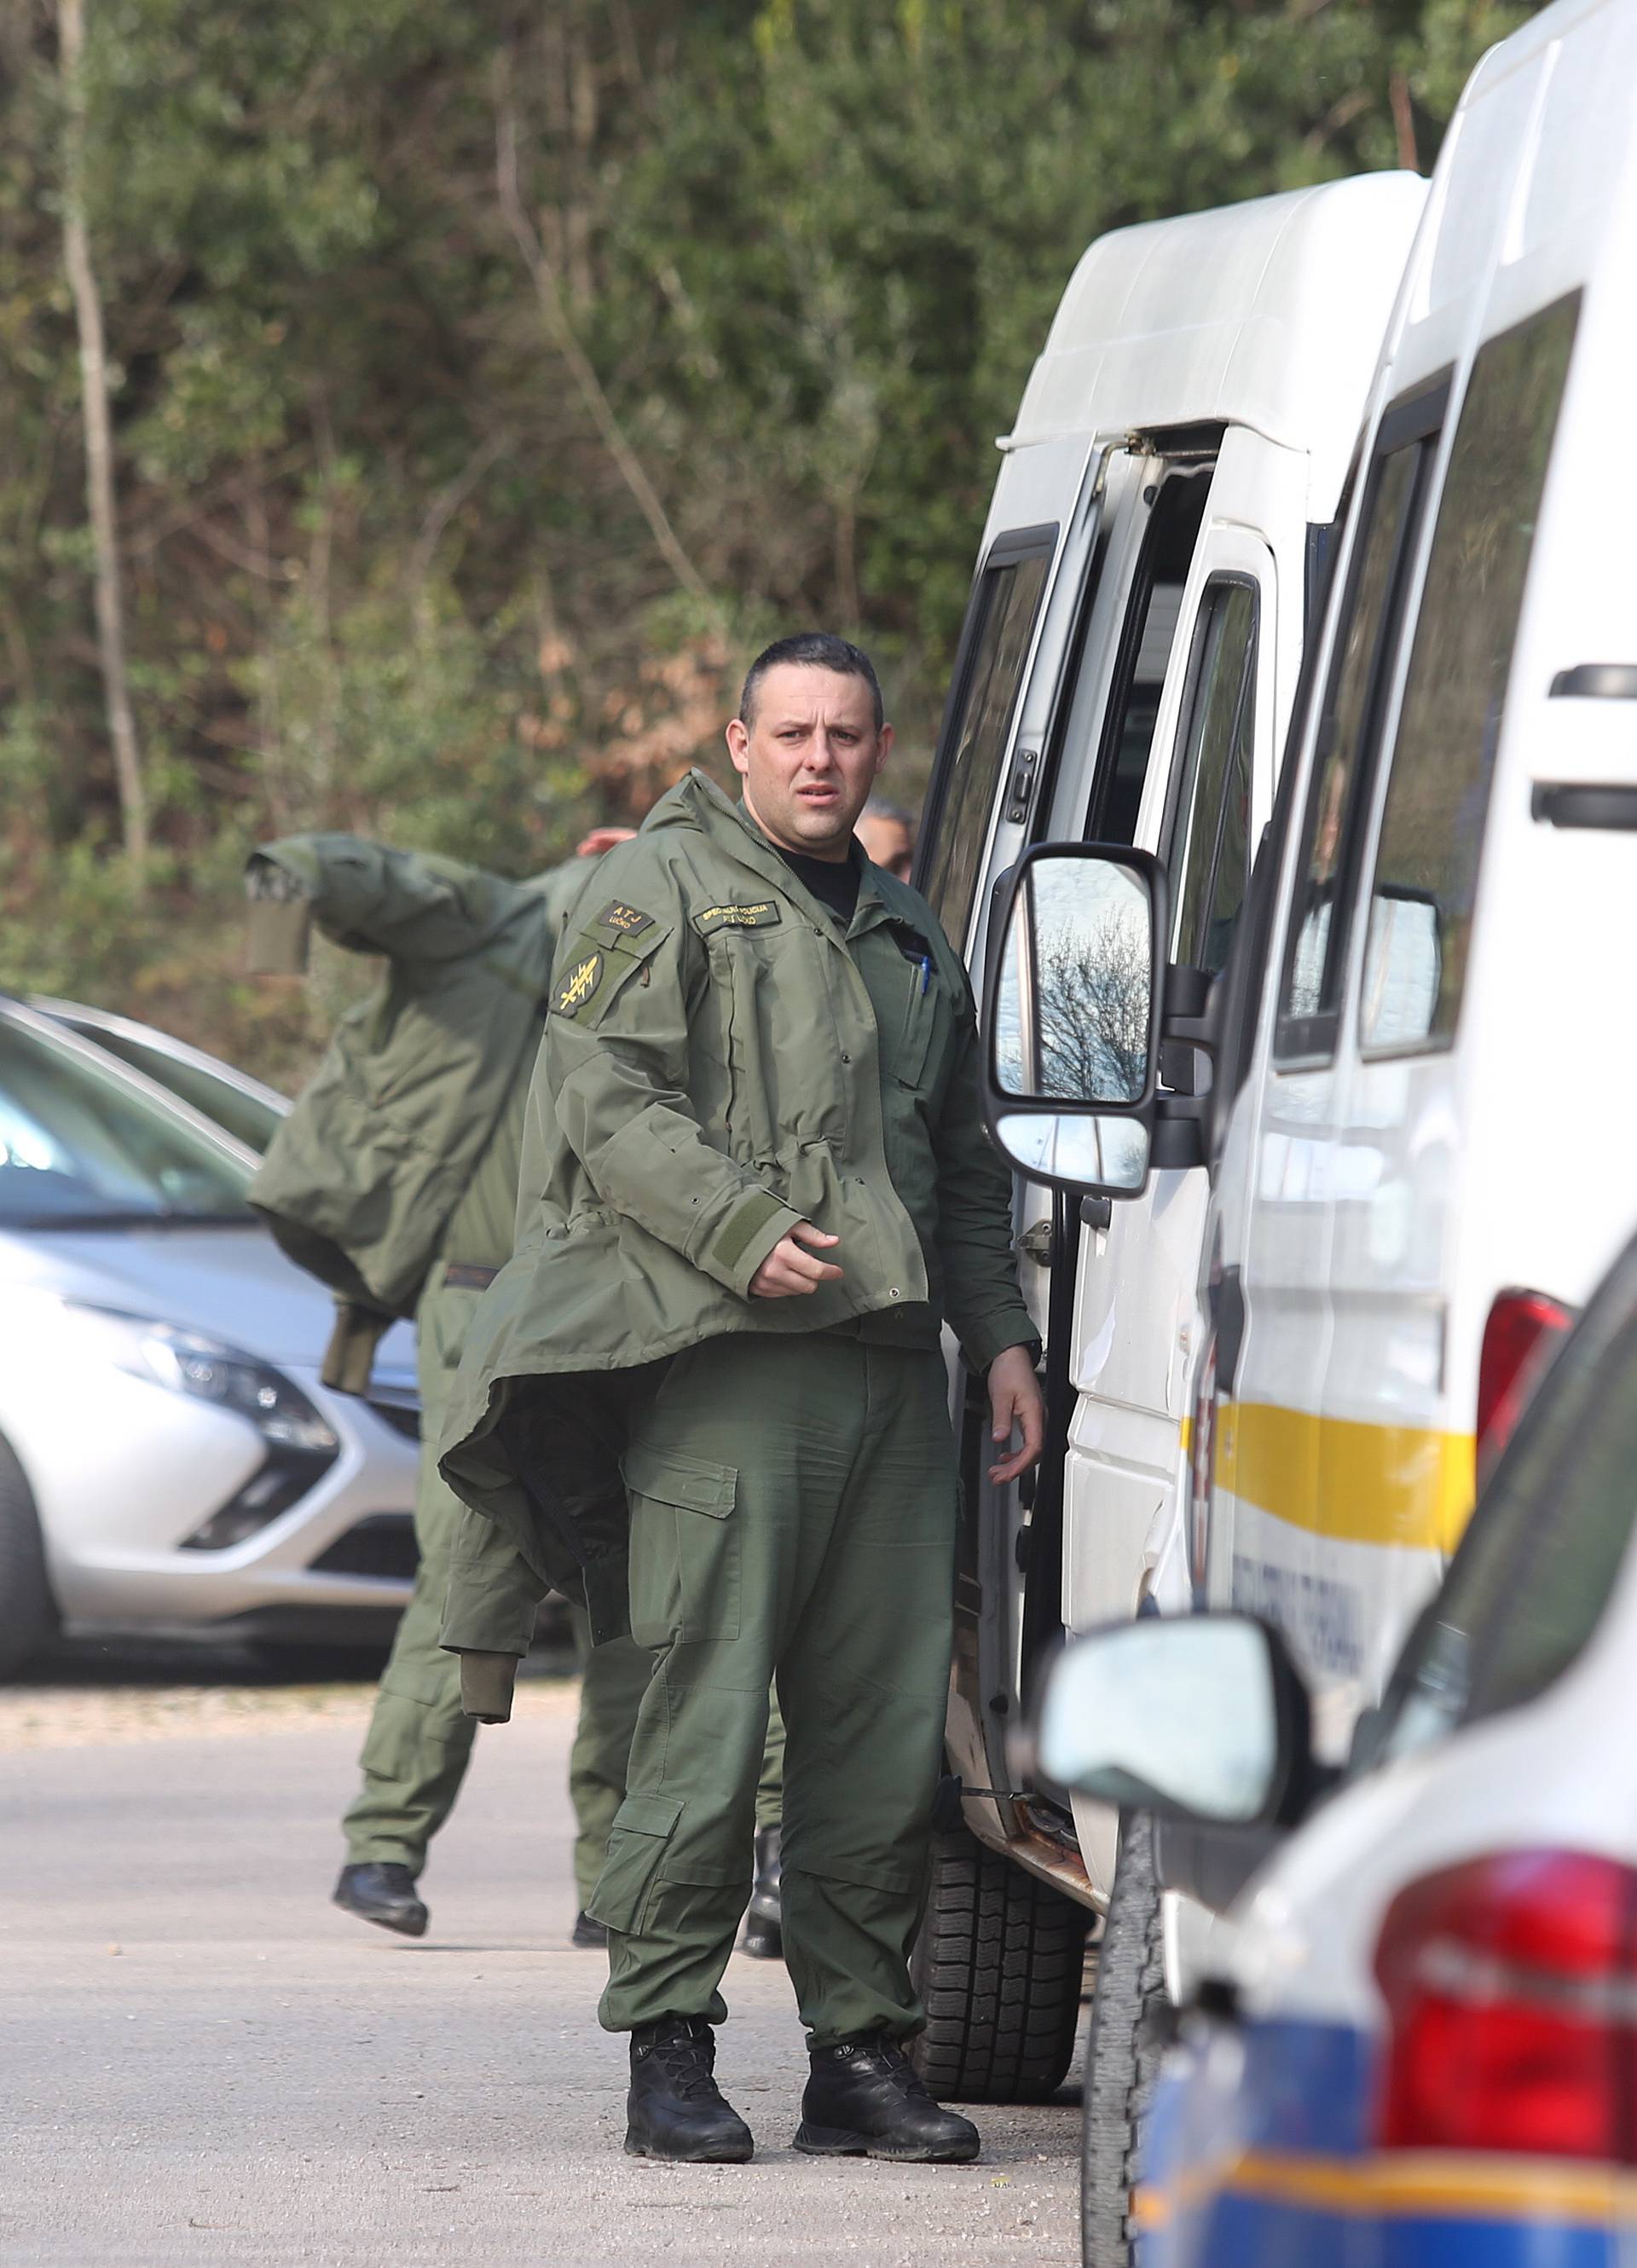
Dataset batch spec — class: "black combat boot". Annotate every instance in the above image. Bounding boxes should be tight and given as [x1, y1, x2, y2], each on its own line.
[333, 1862, 428, 1939]
[739, 1827, 783, 1960]
[626, 2017, 755, 2162]
[794, 2033, 980, 2161]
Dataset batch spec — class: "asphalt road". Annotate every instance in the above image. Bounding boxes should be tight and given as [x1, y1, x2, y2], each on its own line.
[0, 1656, 1081, 2267]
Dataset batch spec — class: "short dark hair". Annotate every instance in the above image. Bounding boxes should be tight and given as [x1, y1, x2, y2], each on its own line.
[739, 633, 885, 732]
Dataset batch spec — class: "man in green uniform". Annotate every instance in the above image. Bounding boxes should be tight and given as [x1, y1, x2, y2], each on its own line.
[243, 832, 657, 1943]
[437, 634, 1044, 2164]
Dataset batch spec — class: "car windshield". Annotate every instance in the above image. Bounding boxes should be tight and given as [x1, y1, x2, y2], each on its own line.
[68, 1026, 286, 1155]
[0, 1015, 255, 1227]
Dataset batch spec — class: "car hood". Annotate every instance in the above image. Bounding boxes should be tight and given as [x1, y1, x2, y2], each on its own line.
[0, 1222, 419, 1376]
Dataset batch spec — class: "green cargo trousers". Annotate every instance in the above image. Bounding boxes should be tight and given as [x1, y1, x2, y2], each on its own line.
[341, 1412, 477, 1871]
[589, 1332, 957, 2045]
[342, 1279, 662, 1883]
[564, 1611, 784, 1910]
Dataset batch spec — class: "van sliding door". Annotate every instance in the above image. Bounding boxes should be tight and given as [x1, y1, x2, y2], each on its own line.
[922, 431, 1104, 1822]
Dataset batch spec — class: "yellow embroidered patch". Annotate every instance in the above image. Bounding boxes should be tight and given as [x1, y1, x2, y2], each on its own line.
[552, 952, 604, 1016]
[694, 900, 781, 934]
[597, 900, 654, 936]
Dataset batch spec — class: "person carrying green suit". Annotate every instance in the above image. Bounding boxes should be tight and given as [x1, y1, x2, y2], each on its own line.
[436, 634, 1044, 2165]
[244, 830, 780, 1943]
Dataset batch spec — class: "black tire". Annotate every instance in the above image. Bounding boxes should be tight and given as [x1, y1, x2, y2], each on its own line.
[909, 1822, 1090, 2104]
[0, 1432, 56, 1680]
[1081, 1812, 1166, 2268]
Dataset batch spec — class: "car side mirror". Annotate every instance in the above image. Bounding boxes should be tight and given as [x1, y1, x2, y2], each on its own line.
[983, 844, 1166, 1198]
[1035, 1614, 1315, 1830]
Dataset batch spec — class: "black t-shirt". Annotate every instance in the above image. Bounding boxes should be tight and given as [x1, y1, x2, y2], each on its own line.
[777, 839, 863, 927]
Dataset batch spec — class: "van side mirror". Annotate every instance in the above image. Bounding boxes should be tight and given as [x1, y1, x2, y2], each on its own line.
[1036, 1614, 1316, 1830]
[982, 844, 1166, 1197]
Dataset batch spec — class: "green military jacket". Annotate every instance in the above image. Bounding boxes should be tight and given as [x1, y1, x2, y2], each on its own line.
[437, 769, 1033, 1666]
[246, 836, 586, 1328]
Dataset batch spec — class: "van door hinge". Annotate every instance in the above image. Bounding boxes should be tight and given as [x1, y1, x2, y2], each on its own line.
[1016, 1218, 1053, 1267]
[1005, 746, 1039, 824]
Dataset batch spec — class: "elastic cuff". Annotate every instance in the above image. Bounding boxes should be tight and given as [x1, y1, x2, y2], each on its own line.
[961, 1314, 1042, 1374]
[711, 1189, 804, 1298]
[441, 1562, 538, 1659]
[244, 896, 313, 976]
[456, 1651, 518, 1724]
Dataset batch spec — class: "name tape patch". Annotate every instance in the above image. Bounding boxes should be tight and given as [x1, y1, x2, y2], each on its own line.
[552, 952, 604, 1016]
[694, 900, 781, 934]
[597, 900, 654, 937]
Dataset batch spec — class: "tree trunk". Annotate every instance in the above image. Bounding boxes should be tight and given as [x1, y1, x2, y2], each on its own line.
[58, 0, 148, 879]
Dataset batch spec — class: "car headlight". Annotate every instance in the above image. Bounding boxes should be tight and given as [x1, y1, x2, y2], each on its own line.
[67, 1307, 338, 1454]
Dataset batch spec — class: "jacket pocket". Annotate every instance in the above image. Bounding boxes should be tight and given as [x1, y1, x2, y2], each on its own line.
[622, 1438, 739, 1647]
[894, 951, 952, 1096]
[586, 1791, 685, 1933]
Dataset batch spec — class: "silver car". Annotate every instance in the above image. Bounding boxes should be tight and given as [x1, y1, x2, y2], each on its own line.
[0, 998, 419, 1675]
[31, 995, 291, 1157]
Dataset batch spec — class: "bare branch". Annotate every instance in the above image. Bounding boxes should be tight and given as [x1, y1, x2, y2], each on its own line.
[58, 0, 148, 878]
[493, 74, 718, 616]
[405, 431, 512, 600]
[1390, 68, 1420, 171]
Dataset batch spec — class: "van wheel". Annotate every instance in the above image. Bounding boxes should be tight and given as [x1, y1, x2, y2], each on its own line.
[909, 1822, 1089, 2103]
[1081, 1812, 1166, 2268]
[0, 1432, 56, 1680]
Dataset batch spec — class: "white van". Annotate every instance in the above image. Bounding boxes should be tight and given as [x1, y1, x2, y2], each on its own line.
[905, 172, 1426, 2109]
[983, 0, 1637, 2252]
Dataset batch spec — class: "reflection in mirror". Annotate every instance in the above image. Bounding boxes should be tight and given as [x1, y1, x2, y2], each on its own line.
[1038, 1617, 1280, 1825]
[994, 855, 1154, 1105]
[994, 1112, 1148, 1193]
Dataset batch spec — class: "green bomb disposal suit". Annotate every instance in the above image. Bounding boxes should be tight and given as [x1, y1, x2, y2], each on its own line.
[437, 772, 1033, 2042]
[243, 836, 657, 1905]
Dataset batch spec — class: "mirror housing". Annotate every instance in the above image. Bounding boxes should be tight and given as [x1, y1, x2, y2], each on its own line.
[982, 842, 1223, 1199]
[982, 844, 1167, 1199]
[1036, 1614, 1315, 1831]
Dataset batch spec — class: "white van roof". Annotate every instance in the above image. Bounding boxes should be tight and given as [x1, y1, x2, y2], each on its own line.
[1388, 0, 1634, 357]
[1008, 172, 1427, 499]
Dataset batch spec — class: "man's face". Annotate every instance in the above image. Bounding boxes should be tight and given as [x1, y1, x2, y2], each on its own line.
[726, 665, 892, 862]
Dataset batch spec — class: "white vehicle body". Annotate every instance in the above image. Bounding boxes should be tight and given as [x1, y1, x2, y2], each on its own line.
[1189, 0, 1637, 1803]
[917, 171, 1426, 1912]
[1135, 1224, 1637, 2264]
[0, 998, 419, 1662]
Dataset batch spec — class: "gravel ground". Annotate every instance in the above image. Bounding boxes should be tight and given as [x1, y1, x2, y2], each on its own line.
[0, 1647, 1082, 2267]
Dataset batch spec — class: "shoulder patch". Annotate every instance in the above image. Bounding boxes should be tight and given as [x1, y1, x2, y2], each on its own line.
[551, 951, 605, 1018]
[693, 900, 782, 935]
[595, 899, 655, 937]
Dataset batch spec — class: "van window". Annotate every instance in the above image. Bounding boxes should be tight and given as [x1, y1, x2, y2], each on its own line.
[1168, 578, 1257, 975]
[1276, 408, 1439, 1062]
[919, 540, 1053, 939]
[1085, 468, 1212, 846]
[1360, 295, 1580, 1054]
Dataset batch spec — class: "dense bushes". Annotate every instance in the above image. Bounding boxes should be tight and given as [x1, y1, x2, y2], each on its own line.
[0, 0, 1526, 1087]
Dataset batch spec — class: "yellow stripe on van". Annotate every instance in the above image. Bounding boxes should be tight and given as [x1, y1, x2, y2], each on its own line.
[1133, 2141, 1637, 2231]
[1134, 2147, 1637, 2230]
[1217, 1401, 1476, 1554]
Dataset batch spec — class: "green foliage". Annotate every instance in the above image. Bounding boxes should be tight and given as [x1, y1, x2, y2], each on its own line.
[0, 0, 1535, 1084]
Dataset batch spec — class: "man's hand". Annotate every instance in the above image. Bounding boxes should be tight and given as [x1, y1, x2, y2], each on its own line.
[749, 1223, 843, 1299]
[987, 1343, 1045, 1484]
[576, 825, 638, 858]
